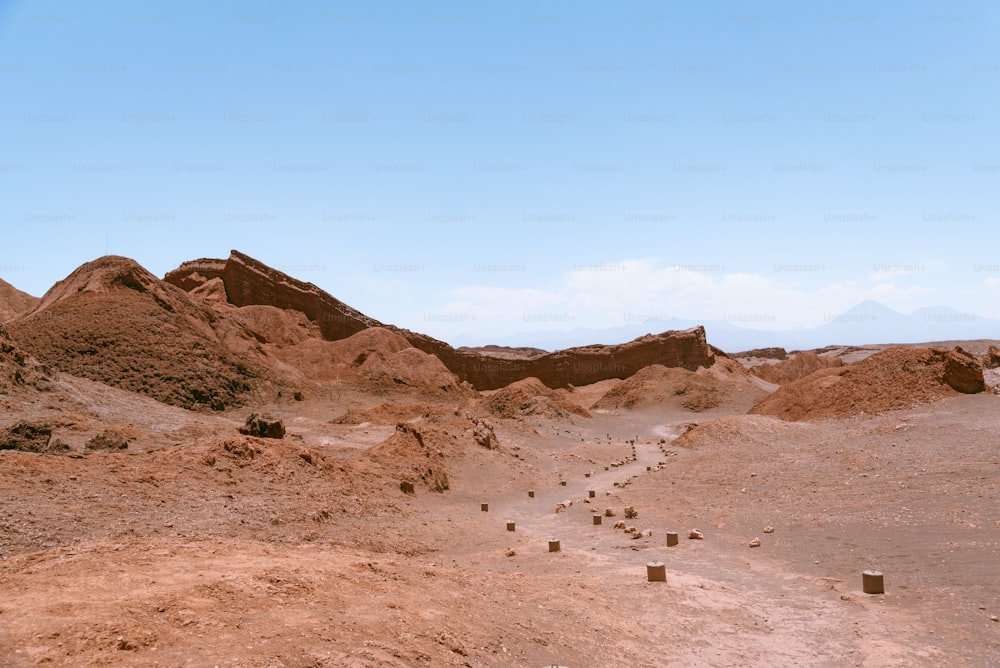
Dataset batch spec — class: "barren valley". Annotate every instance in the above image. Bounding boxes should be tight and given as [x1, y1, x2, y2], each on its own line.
[1, 253, 998, 667]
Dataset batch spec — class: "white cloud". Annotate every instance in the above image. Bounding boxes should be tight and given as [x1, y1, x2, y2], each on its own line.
[411, 259, 957, 341]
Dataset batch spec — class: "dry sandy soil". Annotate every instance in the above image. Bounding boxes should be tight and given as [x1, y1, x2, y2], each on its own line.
[2, 379, 999, 667]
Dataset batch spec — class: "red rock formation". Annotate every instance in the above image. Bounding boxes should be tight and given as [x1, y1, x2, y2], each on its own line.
[162, 258, 227, 291]
[166, 250, 719, 390]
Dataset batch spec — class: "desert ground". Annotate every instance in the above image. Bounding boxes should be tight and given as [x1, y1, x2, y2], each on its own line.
[1, 255, 999, 667]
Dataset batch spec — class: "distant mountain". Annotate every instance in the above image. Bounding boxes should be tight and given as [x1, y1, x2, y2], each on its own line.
[452, 301, 1000, 353]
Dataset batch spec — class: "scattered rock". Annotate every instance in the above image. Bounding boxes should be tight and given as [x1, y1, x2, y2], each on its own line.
[981, 345, 1000, 370]
[471, 417, 498, 449]
[763, 525, 774, 534]
[85, 429, 130, 451]
[0, 422, 63, 453]
[239, 412, 286, 439]
[505, 548, 516, 558]
[613, 521, 626, 530]
[688, 529, 704, 540]
[749, 537, 761, 548]
[555, 500, 573, 513]
[604, 507, 616, 517]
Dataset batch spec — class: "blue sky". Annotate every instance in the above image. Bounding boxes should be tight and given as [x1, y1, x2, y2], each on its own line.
[1, 1, 998, 346]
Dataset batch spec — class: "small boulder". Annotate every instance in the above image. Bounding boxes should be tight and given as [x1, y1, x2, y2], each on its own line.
[471, 418, 498, 449]
[85, 430, 130, 451]
[604, 507, 616, 517]
[688, 529, 704, 540]
[239, 412, 285, 439]
[749, 537, 761, 548]
[0, 422, 58, 453]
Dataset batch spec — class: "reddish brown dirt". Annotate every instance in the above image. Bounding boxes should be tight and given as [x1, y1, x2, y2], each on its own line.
[0, 278, 39, 324]
[3, 381, 999, 666]
[750, 346, 987, 421]
[6, 257, 285, 411]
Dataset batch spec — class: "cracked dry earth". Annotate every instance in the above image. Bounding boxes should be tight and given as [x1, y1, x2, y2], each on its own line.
[1, 390, 999, 667]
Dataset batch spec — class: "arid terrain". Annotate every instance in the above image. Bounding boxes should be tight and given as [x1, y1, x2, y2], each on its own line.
[2, 253, 999, 667]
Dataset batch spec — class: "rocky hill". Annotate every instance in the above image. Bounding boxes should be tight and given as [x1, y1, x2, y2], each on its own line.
[592, 356, 771, 413]
[0, 277, 39, 324]
[166, 250, 720, 389]
[7, 256, 280, 410]
[749, 346, 985, 421]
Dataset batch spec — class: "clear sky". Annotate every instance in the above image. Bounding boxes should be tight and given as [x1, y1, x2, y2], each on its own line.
[1, 1, 998, 346]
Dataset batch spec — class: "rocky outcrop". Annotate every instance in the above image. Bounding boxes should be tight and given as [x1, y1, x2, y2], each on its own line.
[162, 258, 227, 291]
[457, 345, 548, 360]
[943, 348, 988, 393]
[980, 345, 1000, 370]
[166, 250, 718, 390]
[733, 347, 787, 360]
[0, 422, 64, 453]
[471, 417, 498, 449]
[370, 423, 454, 493]
[239, 413, 286, 439]
[445, 329, 715, 390]
[85, 429, 131, 450]
[750, 346, 985, 421]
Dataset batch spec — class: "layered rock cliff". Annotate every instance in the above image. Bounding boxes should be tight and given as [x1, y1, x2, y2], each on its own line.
[165, 250, 718, 390]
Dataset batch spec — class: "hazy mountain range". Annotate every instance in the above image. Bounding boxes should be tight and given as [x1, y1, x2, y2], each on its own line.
[453, 301, 1000, 353]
